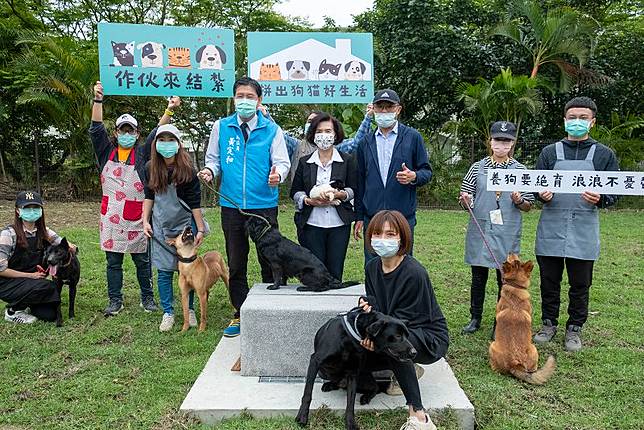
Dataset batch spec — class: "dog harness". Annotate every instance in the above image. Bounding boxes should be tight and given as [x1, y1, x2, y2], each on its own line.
[340, 307, 364, 342]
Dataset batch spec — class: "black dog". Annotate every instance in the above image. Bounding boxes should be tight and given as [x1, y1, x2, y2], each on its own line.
[43, 237, 80, 325]
[245, 216, 358, 292]
[296, 309, 416, 429]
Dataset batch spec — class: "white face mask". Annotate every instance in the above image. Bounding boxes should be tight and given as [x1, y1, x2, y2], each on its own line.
[490, 139, 514, 158]
[314, 132, 335, 150]
[370, 238, 400, 258]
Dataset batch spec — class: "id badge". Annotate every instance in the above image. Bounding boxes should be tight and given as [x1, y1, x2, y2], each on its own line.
[490, 209, 504, 225]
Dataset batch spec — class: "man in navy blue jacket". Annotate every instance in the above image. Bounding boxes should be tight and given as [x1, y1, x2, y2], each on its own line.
[354, 89, 432, 265]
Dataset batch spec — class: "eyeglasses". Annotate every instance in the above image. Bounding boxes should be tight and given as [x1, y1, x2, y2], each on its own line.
[373, 104, 399, 113]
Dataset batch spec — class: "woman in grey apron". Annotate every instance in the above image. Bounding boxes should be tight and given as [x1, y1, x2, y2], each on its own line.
[459, 121, 534, 335]
[142, 124, 207, 332]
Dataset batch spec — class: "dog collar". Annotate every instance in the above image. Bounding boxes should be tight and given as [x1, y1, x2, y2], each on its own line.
[503, 280, 524, 289]
[177, 253, 198, 263]
[341, 311, 363, 342]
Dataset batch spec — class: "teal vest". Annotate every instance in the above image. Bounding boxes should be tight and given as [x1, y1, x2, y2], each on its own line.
[218, 113, 279, 209]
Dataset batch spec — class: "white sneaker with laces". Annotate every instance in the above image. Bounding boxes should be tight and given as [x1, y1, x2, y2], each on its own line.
[159, 313, 175, 332]
[5, 309, 38, 324]
[399, 415, 437, 430]
[188, 309, 197, 327]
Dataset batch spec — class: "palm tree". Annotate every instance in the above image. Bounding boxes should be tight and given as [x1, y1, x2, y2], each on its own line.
[453, 68, 549, 143]
[15, 33, 97, 159]
[492, 0, 601, 90]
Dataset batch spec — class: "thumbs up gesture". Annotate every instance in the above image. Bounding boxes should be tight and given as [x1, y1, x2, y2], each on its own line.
[268, 165, 280, 186]
[396, 163, 416, 185]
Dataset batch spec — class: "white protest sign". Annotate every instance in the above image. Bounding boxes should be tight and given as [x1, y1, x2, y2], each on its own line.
[487, 170, 644, 196]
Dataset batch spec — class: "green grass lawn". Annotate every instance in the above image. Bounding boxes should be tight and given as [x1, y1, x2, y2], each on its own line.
[0, 204, 642, 430]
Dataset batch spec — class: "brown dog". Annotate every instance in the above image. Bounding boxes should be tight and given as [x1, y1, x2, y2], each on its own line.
[166, 226, 229, 332]
[489, 254, 556, 385]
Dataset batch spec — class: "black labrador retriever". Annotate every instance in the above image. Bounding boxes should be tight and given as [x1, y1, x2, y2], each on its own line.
[43, 237, 80, 325]
[246, 216, 358, 292]
[296, 308, 416, 430]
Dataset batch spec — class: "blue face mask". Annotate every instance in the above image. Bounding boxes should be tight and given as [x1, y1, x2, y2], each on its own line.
[19, 207, 43, 222]
[235, 98, 258, 119]
[370, 238, 400, 258]
[117, 133, 137, 148]
[156, 140, 179, 158]
[374, 112, 397, 129]
[565, 119, 591, 138]
[304, 122, 311, 135]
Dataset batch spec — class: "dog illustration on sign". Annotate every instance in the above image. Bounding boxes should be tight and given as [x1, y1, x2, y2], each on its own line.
[286, 60, 310, 80]
[344, 60, 366, 80]
[196, 44, 226, 69]
[249, 38, 371, 82]
[111, 41, 136, 67]
[137, 42, 165, 68]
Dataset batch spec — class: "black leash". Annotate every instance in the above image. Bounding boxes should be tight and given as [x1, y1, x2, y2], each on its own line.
[199, 178, 272, 239]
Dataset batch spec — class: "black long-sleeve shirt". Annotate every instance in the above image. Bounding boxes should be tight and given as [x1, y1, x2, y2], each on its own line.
[364, 255, 449, 359]
[142, 163, 202, 210]
[534, 137, 620, 208]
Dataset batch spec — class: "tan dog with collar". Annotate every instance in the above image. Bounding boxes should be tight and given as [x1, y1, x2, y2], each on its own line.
[166, 226, 229, 332]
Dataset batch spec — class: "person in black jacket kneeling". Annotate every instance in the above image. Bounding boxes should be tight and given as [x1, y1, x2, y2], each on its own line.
[359, 210, 448, 430]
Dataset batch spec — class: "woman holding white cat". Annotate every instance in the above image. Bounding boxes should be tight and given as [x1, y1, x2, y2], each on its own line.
[290, 113, 357, 281]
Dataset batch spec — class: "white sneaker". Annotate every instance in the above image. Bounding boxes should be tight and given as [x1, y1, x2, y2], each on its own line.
[399, 415, 437, 430]
[188, 309, 197, 327]
[5, 309, 38, 324]
[159, 313, 175, 332]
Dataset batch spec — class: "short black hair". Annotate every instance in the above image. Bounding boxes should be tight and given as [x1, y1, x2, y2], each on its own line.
[564, 96, 597, 117]
[233, 76, 262, 98]
[305, 112, 345, 145]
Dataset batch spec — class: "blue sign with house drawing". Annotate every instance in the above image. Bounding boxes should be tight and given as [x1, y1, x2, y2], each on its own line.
[98, 23, 234, 97]
[247, 32, 374, 104]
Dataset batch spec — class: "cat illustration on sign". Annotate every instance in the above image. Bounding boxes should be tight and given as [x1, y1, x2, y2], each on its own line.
[111, 41, 136, 67]
[317, 59, 341, 80]
[168, 47, 191, 68]
[259, 63, 281, 80]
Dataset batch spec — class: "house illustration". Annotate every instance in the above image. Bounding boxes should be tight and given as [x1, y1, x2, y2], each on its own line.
[249, 38, 372, 81]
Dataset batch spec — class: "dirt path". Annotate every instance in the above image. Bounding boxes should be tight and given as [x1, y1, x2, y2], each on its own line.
[0, 201, 100, 230]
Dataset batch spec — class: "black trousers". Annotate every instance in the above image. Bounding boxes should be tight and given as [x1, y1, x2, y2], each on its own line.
[0, 277, 60, 322]
[221, 206, 279, 318]
[536, 255, 594, 328]
[364, 331, 440, 411]
[469, 266, 503, 320]
[302, 224, 351, 281]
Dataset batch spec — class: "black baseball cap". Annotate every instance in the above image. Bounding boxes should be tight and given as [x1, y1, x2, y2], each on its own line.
[490, 121, 517, 140]
[16, 190, 43, 208]
[373, 89, 400, 104]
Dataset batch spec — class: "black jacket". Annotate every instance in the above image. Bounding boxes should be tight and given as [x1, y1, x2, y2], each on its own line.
[534, 137, 620, 208]
[289, 150, 357, 228]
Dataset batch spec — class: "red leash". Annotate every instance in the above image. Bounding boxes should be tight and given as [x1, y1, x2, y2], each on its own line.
[464, 202, 504, 279]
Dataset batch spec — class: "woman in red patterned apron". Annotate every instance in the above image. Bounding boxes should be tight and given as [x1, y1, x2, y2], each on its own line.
[90, 80, 180, 316]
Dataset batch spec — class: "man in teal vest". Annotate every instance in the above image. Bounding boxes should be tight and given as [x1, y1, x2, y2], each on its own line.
[199, 77, 290, 337]
[533, 97, 619, 352]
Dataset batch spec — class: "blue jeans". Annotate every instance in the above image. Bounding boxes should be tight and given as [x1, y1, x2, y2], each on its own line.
[362, 216, 416, 269]
[157, 270, 194, 315]
[106, 251, 154, 302]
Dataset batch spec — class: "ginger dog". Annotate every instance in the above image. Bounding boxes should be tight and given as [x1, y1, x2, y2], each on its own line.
[166, 226, 229, 332]
[489, 254, 556, 384]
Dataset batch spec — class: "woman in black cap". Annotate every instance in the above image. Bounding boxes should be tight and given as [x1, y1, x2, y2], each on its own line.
[0, 191, 76, 323]
[459, 121, 534, 335]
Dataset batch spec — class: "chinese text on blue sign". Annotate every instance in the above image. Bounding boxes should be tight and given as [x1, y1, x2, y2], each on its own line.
[247, 32, 374, 104]
[98, 23, 234, 98]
